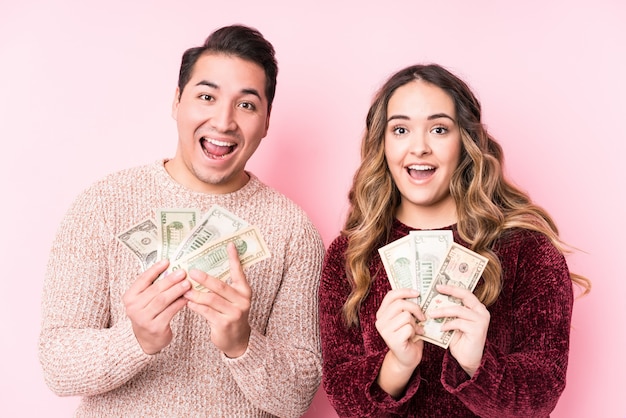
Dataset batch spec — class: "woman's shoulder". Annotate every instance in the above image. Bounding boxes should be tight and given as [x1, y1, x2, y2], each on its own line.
[495, 227, 567, 271]
[327, 233, 349, 254]
[496, 227, 555, 250]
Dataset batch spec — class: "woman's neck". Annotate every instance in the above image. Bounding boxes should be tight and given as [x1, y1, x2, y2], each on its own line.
[395, 201, 457, 230]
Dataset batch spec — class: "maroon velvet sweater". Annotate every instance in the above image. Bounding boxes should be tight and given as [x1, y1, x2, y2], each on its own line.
[319, 220, 573, 417]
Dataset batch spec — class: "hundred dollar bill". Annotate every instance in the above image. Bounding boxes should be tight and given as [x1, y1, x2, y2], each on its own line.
[166, 225, 270, 292]
[418, 243, 488, 349]
[378, 235, 418, 303]
[409, 230, 453, 306]
[156, 208, 200, 261]
[170, 204, 249, 262]
[117, 219, 159, 271]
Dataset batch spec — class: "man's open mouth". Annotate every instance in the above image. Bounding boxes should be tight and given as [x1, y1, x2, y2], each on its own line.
[201, 138, 237, 159]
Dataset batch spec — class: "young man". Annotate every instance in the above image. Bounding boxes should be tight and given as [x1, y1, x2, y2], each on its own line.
[39, 25, 325, 417]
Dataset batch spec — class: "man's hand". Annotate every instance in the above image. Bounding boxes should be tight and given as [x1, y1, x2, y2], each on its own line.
[123, 259, 191, 354]
[184, 242, 252, 358]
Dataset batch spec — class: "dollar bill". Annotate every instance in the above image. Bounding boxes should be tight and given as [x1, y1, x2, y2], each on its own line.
[170, 204, 249, 262]
[409, 230, 453, 305]
[166, 225, 270, 292]
[156, 208, 200, 261]
[378, 235, 418, 304]
[418, 243, 488, 349]
[117, 218, 159, 271]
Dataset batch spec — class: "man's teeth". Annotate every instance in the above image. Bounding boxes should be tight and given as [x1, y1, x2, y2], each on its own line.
[408, 165, 434, 171]
[207, 138, 235, 147]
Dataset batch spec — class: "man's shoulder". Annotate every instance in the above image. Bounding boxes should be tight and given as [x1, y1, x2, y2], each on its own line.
[101, 160, 160, 181]
[69, 161, 162, 207]
[248, 175, 308, 216]
[247, 175, 322, 240]
[84, 161, 160, 190]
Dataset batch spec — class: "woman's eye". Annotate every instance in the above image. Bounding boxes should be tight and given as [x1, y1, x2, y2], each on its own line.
[392, 126, 407, 135]
[432, 126, 447, 134]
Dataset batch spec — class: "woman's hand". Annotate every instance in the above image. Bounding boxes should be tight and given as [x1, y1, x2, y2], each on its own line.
[375, 288, 425, 397]
[431, 284, 490, 377]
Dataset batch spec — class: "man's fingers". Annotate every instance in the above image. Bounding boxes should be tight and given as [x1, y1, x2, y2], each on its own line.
[156, 295, 189, 322]
[128, 259, 170, 293]
[226, 242, 247, 289]
[123, 260, 171, 309]
[185, 243, 250, 298]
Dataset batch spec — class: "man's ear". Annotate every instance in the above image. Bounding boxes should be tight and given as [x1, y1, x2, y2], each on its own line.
[171, 87, 181, 120]
[264, 108, 271, 136]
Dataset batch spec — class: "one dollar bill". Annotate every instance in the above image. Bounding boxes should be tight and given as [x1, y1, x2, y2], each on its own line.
[116, 219, 159, 271]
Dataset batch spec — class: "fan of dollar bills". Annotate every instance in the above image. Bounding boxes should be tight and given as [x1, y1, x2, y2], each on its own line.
[378, 231, 488, 349]
[117, 205, 270, 292]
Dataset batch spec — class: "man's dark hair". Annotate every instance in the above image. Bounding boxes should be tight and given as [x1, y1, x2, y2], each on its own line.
[177, 24, 278, 112]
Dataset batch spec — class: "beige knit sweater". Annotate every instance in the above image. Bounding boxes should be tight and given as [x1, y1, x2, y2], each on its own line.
[39, 160, 325, 418]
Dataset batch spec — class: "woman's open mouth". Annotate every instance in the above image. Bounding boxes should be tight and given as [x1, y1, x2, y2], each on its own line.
[407, 164, 435, 179]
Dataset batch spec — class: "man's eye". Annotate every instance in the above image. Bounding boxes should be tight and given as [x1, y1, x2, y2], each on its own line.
[239, 102, 256, 110]
[199, 94, 213, 101]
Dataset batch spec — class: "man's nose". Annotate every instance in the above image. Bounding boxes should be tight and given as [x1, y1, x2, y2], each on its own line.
[210, 102, 237, 132]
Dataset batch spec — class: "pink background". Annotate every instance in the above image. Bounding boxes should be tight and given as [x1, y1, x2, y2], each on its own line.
[1, 1, 624, 416]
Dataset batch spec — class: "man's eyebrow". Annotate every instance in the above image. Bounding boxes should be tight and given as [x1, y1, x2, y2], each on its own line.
[195, 80, 218, 89]
[241, 88, 262, 100]
[195, 81, 262, 100]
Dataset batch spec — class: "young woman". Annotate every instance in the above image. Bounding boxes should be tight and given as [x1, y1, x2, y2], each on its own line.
[319, 64, 590, 417]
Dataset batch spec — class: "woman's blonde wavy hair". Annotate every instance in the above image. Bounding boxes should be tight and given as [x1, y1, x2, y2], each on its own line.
[341, 64, 591, 326]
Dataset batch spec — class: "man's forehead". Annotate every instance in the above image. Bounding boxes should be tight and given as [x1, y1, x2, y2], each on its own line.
[188, 54, 267, 97]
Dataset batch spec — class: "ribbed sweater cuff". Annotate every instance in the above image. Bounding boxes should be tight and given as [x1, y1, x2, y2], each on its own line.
[221, 328, 264, 372]
[114, 320, 155, 366]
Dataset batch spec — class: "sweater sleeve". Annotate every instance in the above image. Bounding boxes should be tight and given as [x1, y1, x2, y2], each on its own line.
[441, 231, 574, 417]
[223, 215, 325, 418]
[319, 237, 421, 418]
[39, 186, 153, 397]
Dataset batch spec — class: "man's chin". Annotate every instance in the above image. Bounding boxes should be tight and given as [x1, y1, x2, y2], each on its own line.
[192, 168, 249, 194]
